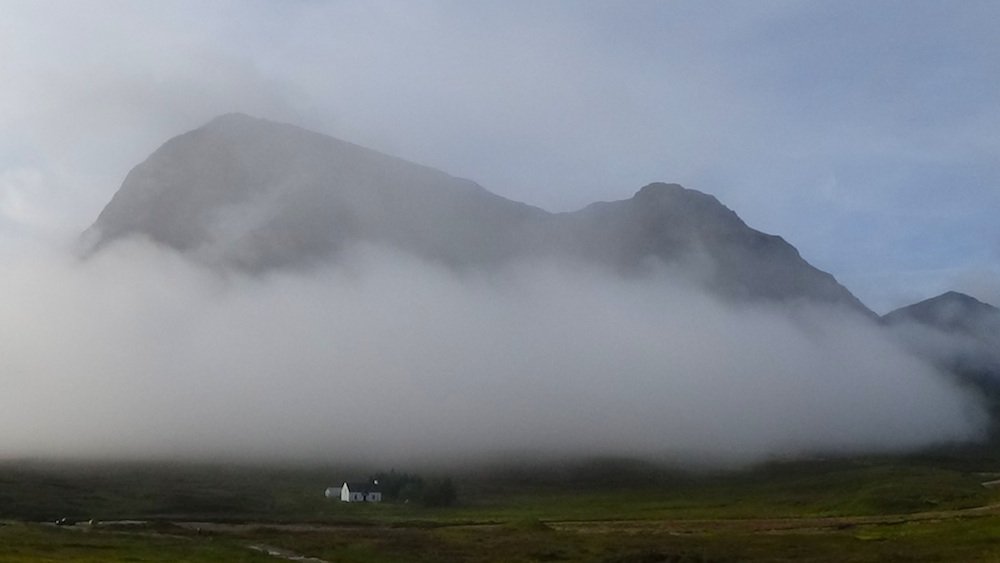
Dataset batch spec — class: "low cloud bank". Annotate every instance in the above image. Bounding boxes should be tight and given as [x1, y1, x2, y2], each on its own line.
[0, 239, 987, 466]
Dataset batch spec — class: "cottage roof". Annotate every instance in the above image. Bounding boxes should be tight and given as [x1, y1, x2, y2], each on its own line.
[344, 481, 380, 493]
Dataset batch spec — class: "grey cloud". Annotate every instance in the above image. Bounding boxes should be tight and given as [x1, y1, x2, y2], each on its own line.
[0, 239, 985, 465]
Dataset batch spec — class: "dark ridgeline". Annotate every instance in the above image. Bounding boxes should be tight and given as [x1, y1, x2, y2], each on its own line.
[84, 113, 870, 314]
[884, 291, 1000, 339]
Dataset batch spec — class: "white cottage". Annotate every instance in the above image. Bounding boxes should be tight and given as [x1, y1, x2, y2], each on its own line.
[335, 481, 382, 503]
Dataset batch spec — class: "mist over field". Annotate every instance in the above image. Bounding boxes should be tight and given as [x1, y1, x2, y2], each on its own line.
[0, 236, 986, 466]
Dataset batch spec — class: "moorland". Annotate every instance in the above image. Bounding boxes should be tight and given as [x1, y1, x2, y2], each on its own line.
[3, 448, 1000, 562]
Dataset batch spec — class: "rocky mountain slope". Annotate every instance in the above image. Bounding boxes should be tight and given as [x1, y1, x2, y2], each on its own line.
[85, 113, 870, 313]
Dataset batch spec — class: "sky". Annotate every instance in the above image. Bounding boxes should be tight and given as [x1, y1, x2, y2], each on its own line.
[0, 1, 997, 464]
[1, 1, 998, 313]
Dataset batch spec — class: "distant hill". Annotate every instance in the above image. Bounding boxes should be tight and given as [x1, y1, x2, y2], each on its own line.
[884, 291, 1000, 339]
[85, 113, 870, 313]
[884, 292, 1000, 389]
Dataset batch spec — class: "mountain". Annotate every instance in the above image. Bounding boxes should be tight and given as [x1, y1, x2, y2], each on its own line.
[884, 291, 1000, 338]
[85, 113, 870, 313]
[84, 113, 547, 270]
[884, 292, 1000, 386]
[551, 183, 870, 308]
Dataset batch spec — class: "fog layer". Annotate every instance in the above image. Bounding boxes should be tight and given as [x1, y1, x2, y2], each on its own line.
[0, 238, 986, 465]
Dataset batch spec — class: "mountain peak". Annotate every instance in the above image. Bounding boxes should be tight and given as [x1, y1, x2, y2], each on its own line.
[907, 291, 998, 315]
[202, 112, 265, 128]
[634, 182, 718, 205]
[934, 291, 993, 307]
[195, 112, 310, 140]
[86, 114, 544, 269]
[884, 290, 1000, 335]
[634, 182, 685, 197]
[207, 111, 254, 122]
[632, 182, 739, 221]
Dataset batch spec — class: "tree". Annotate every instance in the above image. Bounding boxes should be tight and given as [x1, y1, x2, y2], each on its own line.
[420, 477, 456, 507]
[371, 470, 423, 501]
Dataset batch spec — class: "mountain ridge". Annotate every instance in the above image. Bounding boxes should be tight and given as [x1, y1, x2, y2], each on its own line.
[87, 114, 871, 314]
[884, 291, 999, 329]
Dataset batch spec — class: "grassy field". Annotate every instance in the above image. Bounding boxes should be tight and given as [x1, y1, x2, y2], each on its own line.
[2, 453, 1000, 561]
[0, 521, 276, 562]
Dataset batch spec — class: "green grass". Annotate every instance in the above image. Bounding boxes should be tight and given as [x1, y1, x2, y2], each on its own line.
[3, 455, 1000, 561]
[2, 456, 995, 524]
[0, 522, 273, 562]
[6, 516, 1000, 563]
[191, 513, 1000, 563]
[398, 461, 997, 524]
